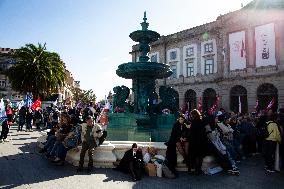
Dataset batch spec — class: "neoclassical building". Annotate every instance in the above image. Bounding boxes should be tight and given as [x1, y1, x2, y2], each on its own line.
[131, 0, 284, 113]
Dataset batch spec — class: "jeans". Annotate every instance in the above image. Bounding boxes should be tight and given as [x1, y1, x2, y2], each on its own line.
[18, 119, 25, 131]
[26, 120, 32, 130]
[44, 135, 56, 153]
[56, 142, 69, 160]
[263, 140, 277, 170]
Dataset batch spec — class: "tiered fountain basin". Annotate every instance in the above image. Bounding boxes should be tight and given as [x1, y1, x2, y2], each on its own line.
[116, 62, 172, 79]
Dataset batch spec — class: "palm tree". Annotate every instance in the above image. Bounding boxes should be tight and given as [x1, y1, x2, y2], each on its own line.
[6, 43, 66, 98]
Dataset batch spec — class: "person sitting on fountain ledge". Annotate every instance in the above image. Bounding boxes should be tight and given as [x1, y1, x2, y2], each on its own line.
[76, 116, 103, 173]
[116, 143, 144, 181]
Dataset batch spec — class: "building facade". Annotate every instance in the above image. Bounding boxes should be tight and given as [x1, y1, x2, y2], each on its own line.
[131, 0, 284, 113]
[0, 48, 24, 101]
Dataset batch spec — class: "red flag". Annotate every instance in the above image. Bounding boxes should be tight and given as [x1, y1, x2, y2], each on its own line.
[31, 97, 41, 111]
[266, 97, 276, 111]
[197, 97, 202, 113]
[208, 96, 220, 115]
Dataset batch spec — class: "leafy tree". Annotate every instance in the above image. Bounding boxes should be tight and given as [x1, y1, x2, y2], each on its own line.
[71, 86, 96, 106]
[6, 43, 66, 98]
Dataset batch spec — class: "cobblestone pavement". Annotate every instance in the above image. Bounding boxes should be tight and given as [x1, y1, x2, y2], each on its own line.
[0, 125, 284, 189]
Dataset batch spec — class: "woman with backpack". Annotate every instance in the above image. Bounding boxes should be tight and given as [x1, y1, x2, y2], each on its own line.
[263, 110, 281, 173]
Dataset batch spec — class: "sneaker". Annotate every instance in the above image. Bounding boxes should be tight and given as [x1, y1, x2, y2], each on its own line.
[3, 139, 9, 142]
[266, 169, 275, 173]
[228, 168, 240, 176]
[51, 157, 61, 163]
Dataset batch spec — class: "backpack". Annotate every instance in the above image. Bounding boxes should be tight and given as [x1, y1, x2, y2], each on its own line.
[64, 125, 81, 149]
[256, 121, 273, 139]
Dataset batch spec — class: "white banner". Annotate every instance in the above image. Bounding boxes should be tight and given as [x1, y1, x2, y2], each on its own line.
[229, 31, 246, 70]
[255, 23, 276, 67]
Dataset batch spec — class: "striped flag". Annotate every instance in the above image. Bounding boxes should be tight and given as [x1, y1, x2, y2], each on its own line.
[238, 96, 242, 113]
[0, 98, 7, 124]
[24, 94, 33, 107]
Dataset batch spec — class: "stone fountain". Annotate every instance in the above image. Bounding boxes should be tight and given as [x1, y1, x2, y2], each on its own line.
[36, 13, 186, 169]
[107, 12, 178, 142]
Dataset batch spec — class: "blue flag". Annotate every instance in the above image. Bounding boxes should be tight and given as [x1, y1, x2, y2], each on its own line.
[24, 94, 33, 107]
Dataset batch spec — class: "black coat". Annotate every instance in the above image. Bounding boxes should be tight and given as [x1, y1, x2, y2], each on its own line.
[117, 148, 143, 173]
[188, 119, 208, 157]
[165, 121, 190, 169]
[168, 122, 190, 145]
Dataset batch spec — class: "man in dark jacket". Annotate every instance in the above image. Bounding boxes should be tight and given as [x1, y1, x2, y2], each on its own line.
[278, 108, 284, 169]
[116, 143, 143, 181]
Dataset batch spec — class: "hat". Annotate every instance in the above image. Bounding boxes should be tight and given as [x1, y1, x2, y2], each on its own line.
[216, 111, 223, 117]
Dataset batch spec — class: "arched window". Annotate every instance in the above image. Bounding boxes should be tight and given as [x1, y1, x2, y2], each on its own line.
[230, 85, 248, 113]
[184, 89, 197, 111]
[203, 88, 217, 112]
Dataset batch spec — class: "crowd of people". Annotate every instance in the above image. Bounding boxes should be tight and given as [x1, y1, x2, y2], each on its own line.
[1, 99, 283, 181]
[37, 103, 107, 170]
[165, 108, 283, 176]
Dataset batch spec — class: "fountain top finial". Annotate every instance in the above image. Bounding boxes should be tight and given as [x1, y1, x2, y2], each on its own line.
[141, 11, 149, 31]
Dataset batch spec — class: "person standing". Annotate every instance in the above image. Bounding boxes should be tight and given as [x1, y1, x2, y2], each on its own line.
[77, 116, 102, 173]
[0, 120, 9, 142]
[5, 104, 13, 125]
[18, 106, 26, 131]
[264, 110, 281, 173]
[187, 109, 208, 175]
[165, 114, 190, 175]
[25, 107, 33, 131]
[277, 108, 284, 169]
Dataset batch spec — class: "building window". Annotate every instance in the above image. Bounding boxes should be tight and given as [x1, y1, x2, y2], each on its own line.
[0, 80, 6, 87]
[186, 63, 194, 77]
[150, 54, 157, 62]
[204, 42, 213, 53]
[186, 47, 194, 57]
[171, 64, 177, 79]
[204, 59, 214, 75]
[170, 51, 177, 60]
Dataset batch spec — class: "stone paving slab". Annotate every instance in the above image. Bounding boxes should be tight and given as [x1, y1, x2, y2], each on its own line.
[0, 125, 284, 189]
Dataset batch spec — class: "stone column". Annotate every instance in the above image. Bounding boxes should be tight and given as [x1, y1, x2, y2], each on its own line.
[247, 27, 255, 68]
[247, 81, 258, 113]
[275, 20, 284, 70]
[196, 42, 202, 74]
[178, 86, 186, 109]
[220, 85, 230, 111]
[179, 47, 184, 77]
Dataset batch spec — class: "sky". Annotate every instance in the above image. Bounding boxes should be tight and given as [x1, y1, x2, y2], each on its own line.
[0, 0, 252, 101]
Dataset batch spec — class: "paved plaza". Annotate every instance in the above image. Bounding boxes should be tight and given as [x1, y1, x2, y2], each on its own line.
[0, 125, 283, 189]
